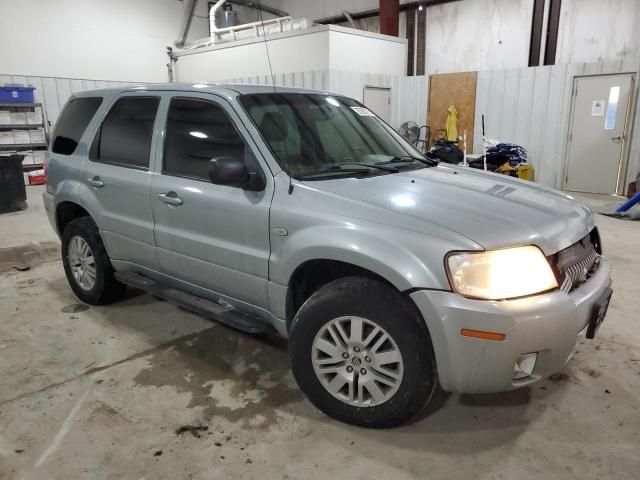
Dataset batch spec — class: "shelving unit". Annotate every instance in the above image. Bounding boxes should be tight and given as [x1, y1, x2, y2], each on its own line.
[0, 101, 48, 172]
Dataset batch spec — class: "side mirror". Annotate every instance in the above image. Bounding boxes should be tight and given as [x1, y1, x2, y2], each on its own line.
[208, 157, 265, 191]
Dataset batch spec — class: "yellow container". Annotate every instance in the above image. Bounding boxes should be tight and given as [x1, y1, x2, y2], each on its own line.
[516, 163, 534, 181]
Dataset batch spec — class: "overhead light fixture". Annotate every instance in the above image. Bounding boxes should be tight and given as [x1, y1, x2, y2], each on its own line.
[418, 5, 423, 11]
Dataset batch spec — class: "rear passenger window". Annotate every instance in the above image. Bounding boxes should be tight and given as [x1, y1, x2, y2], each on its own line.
[52, 97, 103, 155]
[93, 96, 159, 169]
[163, 97, 247, 181]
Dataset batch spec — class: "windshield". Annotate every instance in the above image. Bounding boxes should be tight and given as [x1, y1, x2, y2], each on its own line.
[239, 93, 430, 179]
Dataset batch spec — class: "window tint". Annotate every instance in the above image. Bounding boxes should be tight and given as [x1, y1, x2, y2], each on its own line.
[94, 96, 159, 169]
[52, 97, 103, 155]
[163, 97, 247, 180]
[239, 93, 419, 178]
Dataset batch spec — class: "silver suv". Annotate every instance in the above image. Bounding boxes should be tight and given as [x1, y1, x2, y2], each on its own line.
[43, 84, 612, 428]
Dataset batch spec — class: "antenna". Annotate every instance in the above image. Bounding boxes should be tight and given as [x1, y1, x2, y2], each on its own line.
[257, 0, 291, 193]
[257, 0, 277, 93]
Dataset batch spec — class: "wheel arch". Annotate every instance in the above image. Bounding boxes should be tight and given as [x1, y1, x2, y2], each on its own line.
[56, 201, 92, 235]
[285, 259, 396, 329]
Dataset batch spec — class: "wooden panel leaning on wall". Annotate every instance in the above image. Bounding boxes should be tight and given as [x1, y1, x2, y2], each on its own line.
[427, 72, 477, 150]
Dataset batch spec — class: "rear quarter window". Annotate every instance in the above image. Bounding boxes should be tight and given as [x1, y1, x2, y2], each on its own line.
[52, 97, 103, 155]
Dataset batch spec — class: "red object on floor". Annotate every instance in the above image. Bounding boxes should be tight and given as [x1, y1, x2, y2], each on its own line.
[28, 173, 46, 185]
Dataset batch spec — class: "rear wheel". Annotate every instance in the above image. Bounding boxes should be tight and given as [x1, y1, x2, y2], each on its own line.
[289, 276, 436, 428]
[61, 217, 126, 305]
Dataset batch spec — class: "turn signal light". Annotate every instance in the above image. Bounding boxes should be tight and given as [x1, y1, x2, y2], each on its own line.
[460, 328, 506, 341]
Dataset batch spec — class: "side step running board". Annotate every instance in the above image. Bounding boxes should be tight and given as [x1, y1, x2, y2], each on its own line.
[114, 271, 269, 334]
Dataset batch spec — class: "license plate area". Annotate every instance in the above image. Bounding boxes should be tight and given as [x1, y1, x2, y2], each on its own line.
[586, 287, 612, 339]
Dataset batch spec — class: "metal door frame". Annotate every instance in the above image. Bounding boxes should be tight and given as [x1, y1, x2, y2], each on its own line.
[563, 72, 637, 195]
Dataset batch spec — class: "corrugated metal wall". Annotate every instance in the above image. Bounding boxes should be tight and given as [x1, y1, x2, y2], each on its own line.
[223, 69, 428, 132]
[7, 64, 635, 192]
[475, 59, 639, 190]
[0, 74, 128, 127]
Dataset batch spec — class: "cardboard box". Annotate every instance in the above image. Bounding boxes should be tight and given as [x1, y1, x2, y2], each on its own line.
[0, 131, 14, 144]
[32, 150, 46, 165]
[10, 111, 27, 124]
[29, 128, 45, 144]
[0, 111, 11, 125]
[27, 106, 43, 125]
[12, 130, 31, 144]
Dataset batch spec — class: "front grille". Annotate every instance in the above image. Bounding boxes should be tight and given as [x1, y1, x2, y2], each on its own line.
[552, 228, 601, 293]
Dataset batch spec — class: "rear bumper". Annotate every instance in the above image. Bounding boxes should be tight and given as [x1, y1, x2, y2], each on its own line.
[410, 258, 612, 393]
[42, 191, 58, 236]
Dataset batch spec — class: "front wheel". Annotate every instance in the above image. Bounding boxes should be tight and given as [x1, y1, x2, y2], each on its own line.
[289, 277, 436, 428]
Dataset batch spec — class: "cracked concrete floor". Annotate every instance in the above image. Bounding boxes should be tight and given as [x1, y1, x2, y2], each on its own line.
[0, 187, 638, 479]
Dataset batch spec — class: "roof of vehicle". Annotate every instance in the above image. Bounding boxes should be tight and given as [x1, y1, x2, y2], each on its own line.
[73, 83, 331, 98]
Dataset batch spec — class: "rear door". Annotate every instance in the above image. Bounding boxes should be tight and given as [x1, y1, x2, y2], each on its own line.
[150, 93, 273, 308]
[84, 93, 161, 269]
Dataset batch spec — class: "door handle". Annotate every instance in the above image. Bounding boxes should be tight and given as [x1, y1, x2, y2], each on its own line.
[157, 192, 183, 206]
[611, 135, 623, 142]
[87, 176, 104, 188]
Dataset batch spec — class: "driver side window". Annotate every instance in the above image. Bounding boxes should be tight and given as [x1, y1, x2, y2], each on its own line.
[163, 97, 248, 181]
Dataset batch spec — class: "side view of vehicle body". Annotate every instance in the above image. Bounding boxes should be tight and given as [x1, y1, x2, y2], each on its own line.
[44, 84, 612, 428]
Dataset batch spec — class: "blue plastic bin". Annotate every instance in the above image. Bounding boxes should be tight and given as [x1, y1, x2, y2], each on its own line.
[0, 84, 35, 103]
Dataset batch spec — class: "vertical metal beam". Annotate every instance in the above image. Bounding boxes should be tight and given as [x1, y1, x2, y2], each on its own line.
[528, 0, 545, 67]
[543, 0, 562, 66]
[379, 0, 400, 36]
[416, 6, 426, 76]
[406, 8, 416, 76]
[174, 0, 197, 48]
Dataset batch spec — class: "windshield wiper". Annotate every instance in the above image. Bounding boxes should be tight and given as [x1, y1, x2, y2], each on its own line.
[377, 155, 439, 167]
[339, 162, 399, 173]
[296, 165, 374, 179]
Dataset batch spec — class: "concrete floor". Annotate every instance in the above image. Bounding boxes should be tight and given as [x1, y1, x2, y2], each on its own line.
[1, 186, 638, 480]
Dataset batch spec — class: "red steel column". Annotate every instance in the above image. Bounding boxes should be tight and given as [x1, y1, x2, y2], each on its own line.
[379, 0, 399, 36]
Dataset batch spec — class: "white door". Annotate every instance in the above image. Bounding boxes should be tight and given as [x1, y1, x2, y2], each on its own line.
[363, 87, 391, 123]
[564, 74, 633, 194]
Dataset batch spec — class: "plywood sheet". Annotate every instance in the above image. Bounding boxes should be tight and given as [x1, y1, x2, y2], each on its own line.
[427, 71, 477, 149]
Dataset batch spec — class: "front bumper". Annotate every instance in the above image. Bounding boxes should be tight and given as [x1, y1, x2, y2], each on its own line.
[410, 258, 612, 394]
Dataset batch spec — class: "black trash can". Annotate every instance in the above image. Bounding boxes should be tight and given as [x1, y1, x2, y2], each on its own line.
[0, 155, 27, 213]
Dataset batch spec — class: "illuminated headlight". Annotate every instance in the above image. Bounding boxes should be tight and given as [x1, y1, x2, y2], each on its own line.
[446, 246, 558, 300]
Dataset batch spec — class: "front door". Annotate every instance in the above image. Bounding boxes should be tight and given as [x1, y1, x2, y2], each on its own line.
[564, 74, 633, 194]
[150, 94, 273, 309]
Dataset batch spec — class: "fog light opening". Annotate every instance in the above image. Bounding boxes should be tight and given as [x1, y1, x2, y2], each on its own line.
[513, 353, 538, 380]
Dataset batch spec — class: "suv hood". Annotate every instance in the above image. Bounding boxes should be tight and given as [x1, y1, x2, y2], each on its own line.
[313, 164, 595, 255]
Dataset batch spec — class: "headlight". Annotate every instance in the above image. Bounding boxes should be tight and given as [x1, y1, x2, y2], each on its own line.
[446, 246, 558, 300]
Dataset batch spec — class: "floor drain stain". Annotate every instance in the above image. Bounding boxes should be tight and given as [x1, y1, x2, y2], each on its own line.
[61, 303, 89, 313]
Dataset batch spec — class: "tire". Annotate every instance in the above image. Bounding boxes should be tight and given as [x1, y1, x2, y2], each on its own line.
[61, 216, 126, 305]
[289, 276, 436, 428]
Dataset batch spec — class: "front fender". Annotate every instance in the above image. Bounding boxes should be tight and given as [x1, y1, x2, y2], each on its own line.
[270, 223, 452, 293]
